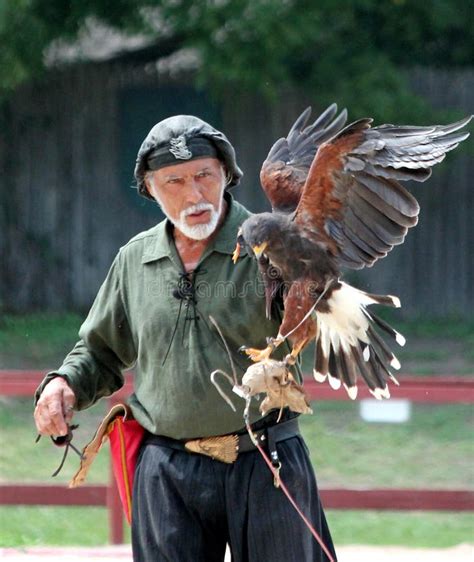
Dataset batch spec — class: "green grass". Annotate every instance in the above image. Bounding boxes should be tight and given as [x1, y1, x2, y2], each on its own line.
[399, 348, 451, 362]
[0, 313, 82, 368]
[0, 507, 471, 548]
[0, 398, 110, 484]
[327, 510, 474, 548]
[392, 317, 474, 340]
[1, 313, 473, 378]
[2, 399, 472, 489]
[300, 316, 474, 376]
[301, 402, 474, 489]
[0, 506, 118, 547]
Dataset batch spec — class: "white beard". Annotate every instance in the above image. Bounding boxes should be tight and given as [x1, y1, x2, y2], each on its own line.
[153, 186, 224, 241]
[174, 201, 222, 240]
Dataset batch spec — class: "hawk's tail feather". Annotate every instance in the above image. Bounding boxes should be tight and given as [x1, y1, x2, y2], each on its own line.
[313, 281, 403, 400]
[364, 308, 406, 346]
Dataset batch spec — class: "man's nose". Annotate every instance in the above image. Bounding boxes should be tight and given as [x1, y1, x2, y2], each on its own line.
[186, 180, 204, 203]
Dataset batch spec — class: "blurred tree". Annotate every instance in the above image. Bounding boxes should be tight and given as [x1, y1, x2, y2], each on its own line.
[0, 0, 472, 121]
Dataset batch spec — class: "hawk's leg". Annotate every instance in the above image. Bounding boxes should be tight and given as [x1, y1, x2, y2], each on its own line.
[240, 335, 285, 363]
[284, 338, 309, 366]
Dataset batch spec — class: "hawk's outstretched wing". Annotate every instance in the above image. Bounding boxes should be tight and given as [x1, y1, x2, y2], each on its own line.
[256, 104, 347, 317]
[293, 115, 473, 269]
[260, 104, 347, 213]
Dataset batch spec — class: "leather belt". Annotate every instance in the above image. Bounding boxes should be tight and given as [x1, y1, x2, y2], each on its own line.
[145, 417, 300, 464]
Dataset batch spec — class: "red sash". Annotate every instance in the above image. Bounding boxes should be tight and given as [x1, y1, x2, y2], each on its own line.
[106, 415, 145, 523]
[69, 404, 145, 524]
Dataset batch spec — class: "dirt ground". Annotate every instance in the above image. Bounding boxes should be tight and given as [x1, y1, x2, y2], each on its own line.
[1, 544, 473, 561]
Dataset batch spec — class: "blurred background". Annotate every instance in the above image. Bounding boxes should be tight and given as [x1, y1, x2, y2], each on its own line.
[0, 0, 473, 557]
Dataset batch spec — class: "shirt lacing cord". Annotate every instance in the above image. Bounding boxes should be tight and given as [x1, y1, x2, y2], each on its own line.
[161, 267, 274, 376]
[162, 268, 207, 366]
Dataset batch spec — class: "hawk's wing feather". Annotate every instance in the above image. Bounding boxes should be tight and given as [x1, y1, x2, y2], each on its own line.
[260, 104, 348, 213]
[294, 114, 472, 270]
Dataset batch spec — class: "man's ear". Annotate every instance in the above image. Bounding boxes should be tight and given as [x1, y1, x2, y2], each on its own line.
[144, 172, 155, 198]
[222, 165, 231, 186]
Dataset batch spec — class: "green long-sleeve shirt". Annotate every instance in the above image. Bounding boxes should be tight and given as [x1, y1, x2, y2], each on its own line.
[36, 195, 292, 439]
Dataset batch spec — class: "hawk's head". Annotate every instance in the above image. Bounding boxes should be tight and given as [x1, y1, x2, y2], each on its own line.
[233, 213, 288, 262]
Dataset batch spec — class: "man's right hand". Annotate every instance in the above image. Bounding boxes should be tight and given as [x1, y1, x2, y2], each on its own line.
[34, 377, 76, 437]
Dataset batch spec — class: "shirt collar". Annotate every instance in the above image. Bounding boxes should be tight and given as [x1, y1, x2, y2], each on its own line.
[141, 193, 249, 264]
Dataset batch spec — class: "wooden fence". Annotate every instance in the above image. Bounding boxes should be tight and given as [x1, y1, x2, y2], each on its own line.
[1, 370, 473, 544]
[1, 65, 473, 316]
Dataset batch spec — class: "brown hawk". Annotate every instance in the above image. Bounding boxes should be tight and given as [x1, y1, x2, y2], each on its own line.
[233, 105, 472, 399]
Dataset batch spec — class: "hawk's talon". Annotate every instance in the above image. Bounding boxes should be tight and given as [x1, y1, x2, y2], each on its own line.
[265, 336, 277, 348]
[284, 353, 297, 366]
[241, 335, 284, 363]
[242, 345, 273, 363]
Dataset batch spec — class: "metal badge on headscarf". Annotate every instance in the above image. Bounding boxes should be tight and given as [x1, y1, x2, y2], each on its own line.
[169, 135, 193, 160]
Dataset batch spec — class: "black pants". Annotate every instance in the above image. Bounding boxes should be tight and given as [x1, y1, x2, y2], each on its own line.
[131, 434, 337, 562]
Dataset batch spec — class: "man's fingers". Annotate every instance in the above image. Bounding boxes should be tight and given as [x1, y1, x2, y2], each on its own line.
[62, 385, 76, 423]
[34, 403, 64, 436]
[46, 400, 69, 436]
[36, 404, 65, 436]
[35, 396, 68, 436]
[34, 377, 76, 437]
[63, 402, 75, 424]
[34, 405, 51, 434]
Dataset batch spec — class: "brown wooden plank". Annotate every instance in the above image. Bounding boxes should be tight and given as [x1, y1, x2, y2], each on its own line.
[0, 484, 108, 506]
[303, 378, 474, 403]
[0, 370, 134, 397]
[2, 483, 472, 511]
[320, 488, 474, 511]
[1, 370, 473, 402]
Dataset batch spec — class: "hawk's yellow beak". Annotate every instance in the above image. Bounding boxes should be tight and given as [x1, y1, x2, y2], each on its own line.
[252, 241, 268, 259]
[232, 242, 241, 264]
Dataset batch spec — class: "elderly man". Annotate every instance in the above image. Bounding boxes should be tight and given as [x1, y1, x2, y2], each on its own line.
[34, 116, 336, 562]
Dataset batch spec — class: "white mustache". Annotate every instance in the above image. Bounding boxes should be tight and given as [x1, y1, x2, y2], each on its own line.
[181, 203, 214, 219]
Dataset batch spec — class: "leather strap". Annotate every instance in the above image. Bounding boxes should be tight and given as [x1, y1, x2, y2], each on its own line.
[239, 417, 300, 453]
[145, 417, 300, 461]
